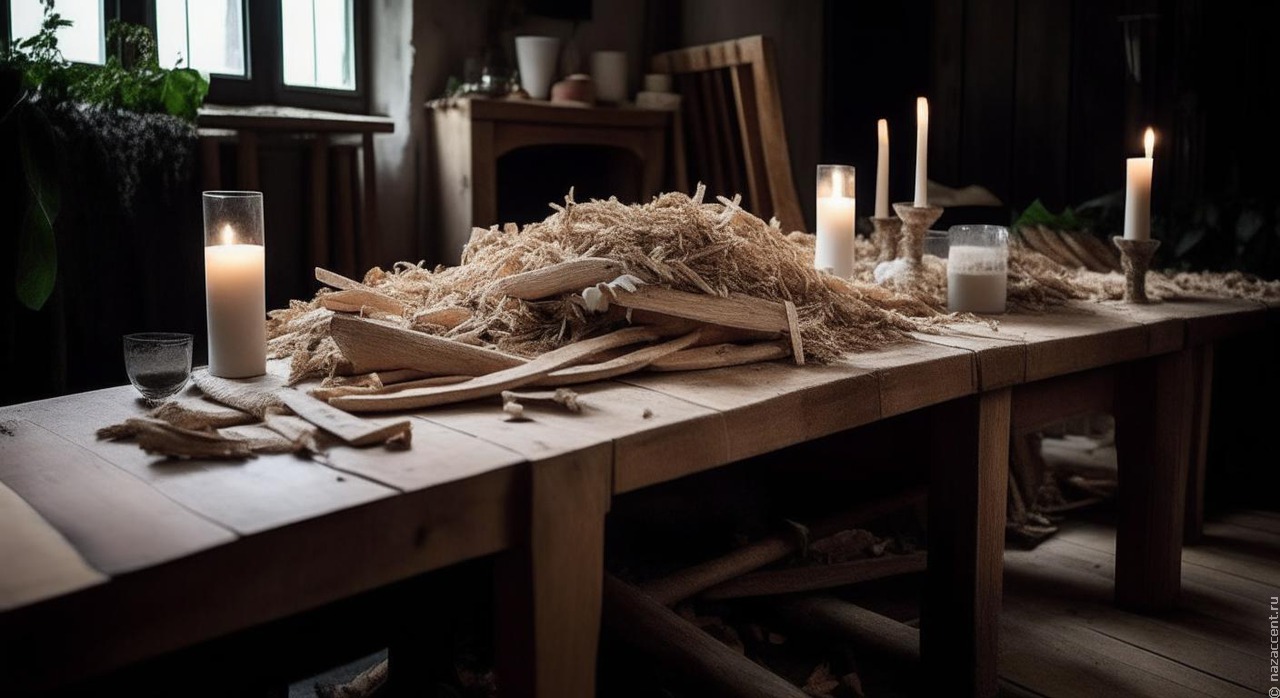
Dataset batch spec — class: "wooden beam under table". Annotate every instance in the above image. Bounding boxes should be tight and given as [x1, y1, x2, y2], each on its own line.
[923, 388, 1010, 698]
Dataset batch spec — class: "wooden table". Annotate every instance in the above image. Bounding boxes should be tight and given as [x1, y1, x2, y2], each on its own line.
[428, 98, 673, 261]
[0, 297, 1270, 697]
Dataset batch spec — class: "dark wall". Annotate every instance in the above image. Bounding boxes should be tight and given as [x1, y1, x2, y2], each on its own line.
[826, 0, 1280, 228]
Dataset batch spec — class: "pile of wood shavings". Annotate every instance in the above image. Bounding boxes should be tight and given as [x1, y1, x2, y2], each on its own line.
[269, 186, 938, 384]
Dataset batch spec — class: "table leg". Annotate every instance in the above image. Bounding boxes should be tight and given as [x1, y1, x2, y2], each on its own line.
[1115, 349, 1193, 611]
[923, 388, 1010, 698]
[1183, 344, 1214, 544]
[496, 446, 610, 698]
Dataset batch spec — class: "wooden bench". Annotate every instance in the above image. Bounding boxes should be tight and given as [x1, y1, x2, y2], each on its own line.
[0, 297, 1270, 697]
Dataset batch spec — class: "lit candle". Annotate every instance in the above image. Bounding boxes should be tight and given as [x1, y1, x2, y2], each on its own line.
[875, 119, 890, 218]
[203, 192, 267, 378]
[1124, 127, 1155, 241]
[913, 97, 929, 207]
[815, 164, 856, 277]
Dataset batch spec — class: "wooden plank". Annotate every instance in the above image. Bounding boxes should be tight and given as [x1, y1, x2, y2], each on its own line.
[607, 286, 793, 334]
[422, 382, 726, 492]
[1114, 348, 1194, 611]
[360, 131, 379, 270]
[1005, 537, 1260, 687]
[700, 552, 927, 600]
[846, 340, 976, 417]
[1217, 510, 1280, 535]
[0, 416, 235, 575]
[1001, 602, 1252, 698]
[911, 323, 1028, 389]
[0, 480, 106, 611]
[729, 63, 766, 215]
[620, 359, 878, 470]
[309, 134, 330, 272]
[1010, 366, 1116, 432]
[199, 104, 395, 133]
[9, 387, 394, 536]
[497, 445, 611, 698]
[1059, 521, 1279, 618]
[1185, 344, 1214, 542]
[923, 388, 1010, 698]
[997, 306, 1148, 380]
[333, 144, 358, 277]
[4, 465, 519, 693]
[330, 313, 526, 376]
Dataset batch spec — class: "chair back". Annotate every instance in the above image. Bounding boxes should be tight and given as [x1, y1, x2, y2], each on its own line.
[652, 35, 805, 233]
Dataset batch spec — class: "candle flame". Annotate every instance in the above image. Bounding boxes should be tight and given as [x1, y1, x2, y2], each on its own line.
[220, 224, 235, 246]
[1143, 127, 1155, 158]
[878, 118, 888, 142]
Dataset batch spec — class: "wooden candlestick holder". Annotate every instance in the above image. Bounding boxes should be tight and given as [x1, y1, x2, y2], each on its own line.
[871, 216, 903, 263]
[892, 203, 944, 265]
[1112, 237, 1161, 303]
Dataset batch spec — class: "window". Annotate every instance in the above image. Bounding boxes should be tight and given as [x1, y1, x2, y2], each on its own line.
[154, 0, 245, 75]
[2, 0, 366, 112]
[8, 0, 104, 64]
[281, 0, 354, 91]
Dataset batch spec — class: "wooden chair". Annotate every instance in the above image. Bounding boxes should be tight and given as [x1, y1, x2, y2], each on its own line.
[652, 35, 806, 233]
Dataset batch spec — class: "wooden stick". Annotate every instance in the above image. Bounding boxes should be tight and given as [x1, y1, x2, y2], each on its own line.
[331, 326, 662, 412]
[320, 288, 407, 316]
[602, 575, 809, 698]
[534, 331, 702, 386]
[413, 306, 471, 329]
[626, 309, 782, 346]
[487, 258, 624, 300]
[648, 341, 790, 372]
[607, 285, 789, 333]
[330, 313, 525, 376]
[768, 596, 919, 664]
[700, 552, 927, 600]
[376, 368, 433, 384]
[606, 286, 804, 364]
[640, 488, 926, 606]
[276, 390, 411, 447]
[309, 375, 471, 401]
[315, 266, 366, 291]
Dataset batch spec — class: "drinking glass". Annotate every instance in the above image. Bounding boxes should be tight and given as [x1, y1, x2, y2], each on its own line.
[924, 229, 950, 259]
[123, 333, 193, 405]
[947, 225, 1009, 313]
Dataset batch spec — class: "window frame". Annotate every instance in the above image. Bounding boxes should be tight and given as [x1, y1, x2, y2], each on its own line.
[5, 0, 114, 64]
[5, 0, 368, 113]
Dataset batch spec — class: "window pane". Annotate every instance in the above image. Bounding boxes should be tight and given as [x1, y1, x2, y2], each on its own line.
[281, 0, 354, 91]
[154, 0, 245, 75]
[10, 0, 104, 65]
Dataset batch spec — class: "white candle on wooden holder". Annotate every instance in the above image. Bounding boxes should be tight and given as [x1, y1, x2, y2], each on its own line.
[203, 191, 267, 378]
[815, 164, 856, 278]
[1124, 127, 1155, 241]
[875, 119, 890, 218]
[913, 97, 929, 207]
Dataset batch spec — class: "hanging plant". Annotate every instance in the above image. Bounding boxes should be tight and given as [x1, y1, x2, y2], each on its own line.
[2, 0, 209, 310]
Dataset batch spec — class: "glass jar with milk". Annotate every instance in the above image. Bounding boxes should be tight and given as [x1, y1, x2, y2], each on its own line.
[947, 225, 1009, 314]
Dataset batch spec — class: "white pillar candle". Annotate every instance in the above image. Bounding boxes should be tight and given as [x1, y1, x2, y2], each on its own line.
[913, 97, 929, 207]
[203, 192, 267, 378]
[1124, 127, 1155, 241]
[815, 165, 856, 277]
[875, 119, 890, 218]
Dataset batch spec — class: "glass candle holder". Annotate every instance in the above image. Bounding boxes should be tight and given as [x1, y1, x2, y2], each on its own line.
[815, 164, 856, 277]
[203, 191, 267, 378]
[924, 230, 950, 259]
[947, 225, 1009, 314]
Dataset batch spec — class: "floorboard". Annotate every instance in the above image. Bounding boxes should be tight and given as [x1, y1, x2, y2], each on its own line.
[1001, 513, 1278, 696]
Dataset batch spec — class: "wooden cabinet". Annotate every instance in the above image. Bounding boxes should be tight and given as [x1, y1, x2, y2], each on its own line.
[428, 98, 675, 262]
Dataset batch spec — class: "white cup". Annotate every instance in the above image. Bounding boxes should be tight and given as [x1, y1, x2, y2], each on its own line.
[515, 36, 561, 100]
[643, 73, 673, 93]
[591, 50, 628, 103]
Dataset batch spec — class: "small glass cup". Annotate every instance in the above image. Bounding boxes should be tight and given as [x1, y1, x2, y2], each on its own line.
[947, 225, 1009, 314]
[123, 333, 193, 406]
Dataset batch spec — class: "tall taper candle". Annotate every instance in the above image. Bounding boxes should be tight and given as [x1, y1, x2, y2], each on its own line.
[1124, 127, 1155, 241]
[815, 165, 856, 277]
[913, 97, 929, 207]
[203, 192, 267, 378]
[876, 119, 890, 218]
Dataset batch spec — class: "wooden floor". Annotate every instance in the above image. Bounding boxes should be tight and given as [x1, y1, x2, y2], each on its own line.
[1000, 511, 1279, 697]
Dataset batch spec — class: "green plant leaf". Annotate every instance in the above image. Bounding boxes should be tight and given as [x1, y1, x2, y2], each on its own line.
[15, 108, 60, 310]
[160, 68, 208, 121]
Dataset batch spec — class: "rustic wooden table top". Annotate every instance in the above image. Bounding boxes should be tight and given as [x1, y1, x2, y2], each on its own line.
[0, 295, 1270, 690]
